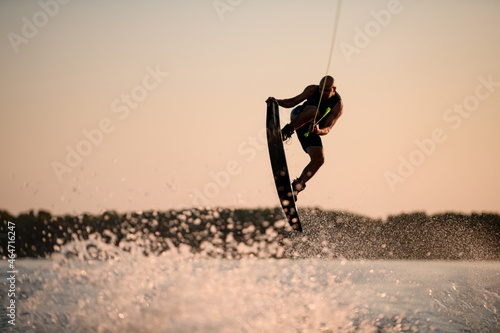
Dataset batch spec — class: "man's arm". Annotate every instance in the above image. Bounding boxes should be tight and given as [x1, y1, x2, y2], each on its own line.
[313, 100, 343, 136]
[266, 85, 316, 108]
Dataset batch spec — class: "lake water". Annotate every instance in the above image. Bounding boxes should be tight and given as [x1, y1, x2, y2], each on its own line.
[1, 255, 499, 332]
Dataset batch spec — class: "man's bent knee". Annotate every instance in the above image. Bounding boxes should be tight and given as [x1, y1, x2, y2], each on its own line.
[308, 148, 325, 166]
[313, 156, 325, 167]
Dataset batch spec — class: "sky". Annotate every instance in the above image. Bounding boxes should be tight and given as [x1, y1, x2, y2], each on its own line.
[1, 0, 499, 218]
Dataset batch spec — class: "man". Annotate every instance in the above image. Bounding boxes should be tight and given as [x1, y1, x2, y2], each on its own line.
[266, 75, 343, 200]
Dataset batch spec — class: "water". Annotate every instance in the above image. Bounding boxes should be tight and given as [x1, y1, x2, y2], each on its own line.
[0, 208, 499, 332]
[1, 257, 499, 332]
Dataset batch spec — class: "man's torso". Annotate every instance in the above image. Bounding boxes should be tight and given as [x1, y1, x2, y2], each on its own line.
[303, 87, 342, 125]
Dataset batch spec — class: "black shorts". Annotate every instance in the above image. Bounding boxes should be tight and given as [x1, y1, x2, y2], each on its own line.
[297, 125, 322, 152]
[291, 105, 323, 152]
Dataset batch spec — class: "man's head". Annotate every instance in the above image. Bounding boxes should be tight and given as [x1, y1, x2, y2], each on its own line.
[319, 75, 336, 97]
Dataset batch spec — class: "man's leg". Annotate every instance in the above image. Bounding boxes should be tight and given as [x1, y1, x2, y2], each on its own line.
[290, 106, 318, 130]
[283, 105, 319, 141]
[292, 146, 324, 200]
[299, 147, 325, 183]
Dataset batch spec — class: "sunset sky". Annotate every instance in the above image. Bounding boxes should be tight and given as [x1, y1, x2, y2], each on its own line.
[1, 0, 499, 218]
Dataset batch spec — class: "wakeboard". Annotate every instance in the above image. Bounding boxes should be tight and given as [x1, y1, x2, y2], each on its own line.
[266, 99, 303, 232]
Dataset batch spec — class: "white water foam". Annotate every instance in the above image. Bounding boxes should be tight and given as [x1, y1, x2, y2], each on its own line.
[1, 208, 499, 332]
[1, 248, 499, 332]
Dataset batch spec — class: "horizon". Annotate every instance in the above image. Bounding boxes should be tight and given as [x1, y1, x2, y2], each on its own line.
[1, 0, 500, 219]
[3, 205, 500, 222]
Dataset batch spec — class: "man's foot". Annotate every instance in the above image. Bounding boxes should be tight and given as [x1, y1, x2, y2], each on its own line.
[292, 178, 306, 201]
[281, 123, 295, 141]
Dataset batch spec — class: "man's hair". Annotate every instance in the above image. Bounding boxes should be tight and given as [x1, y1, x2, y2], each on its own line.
[319, 75, 335, 88]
